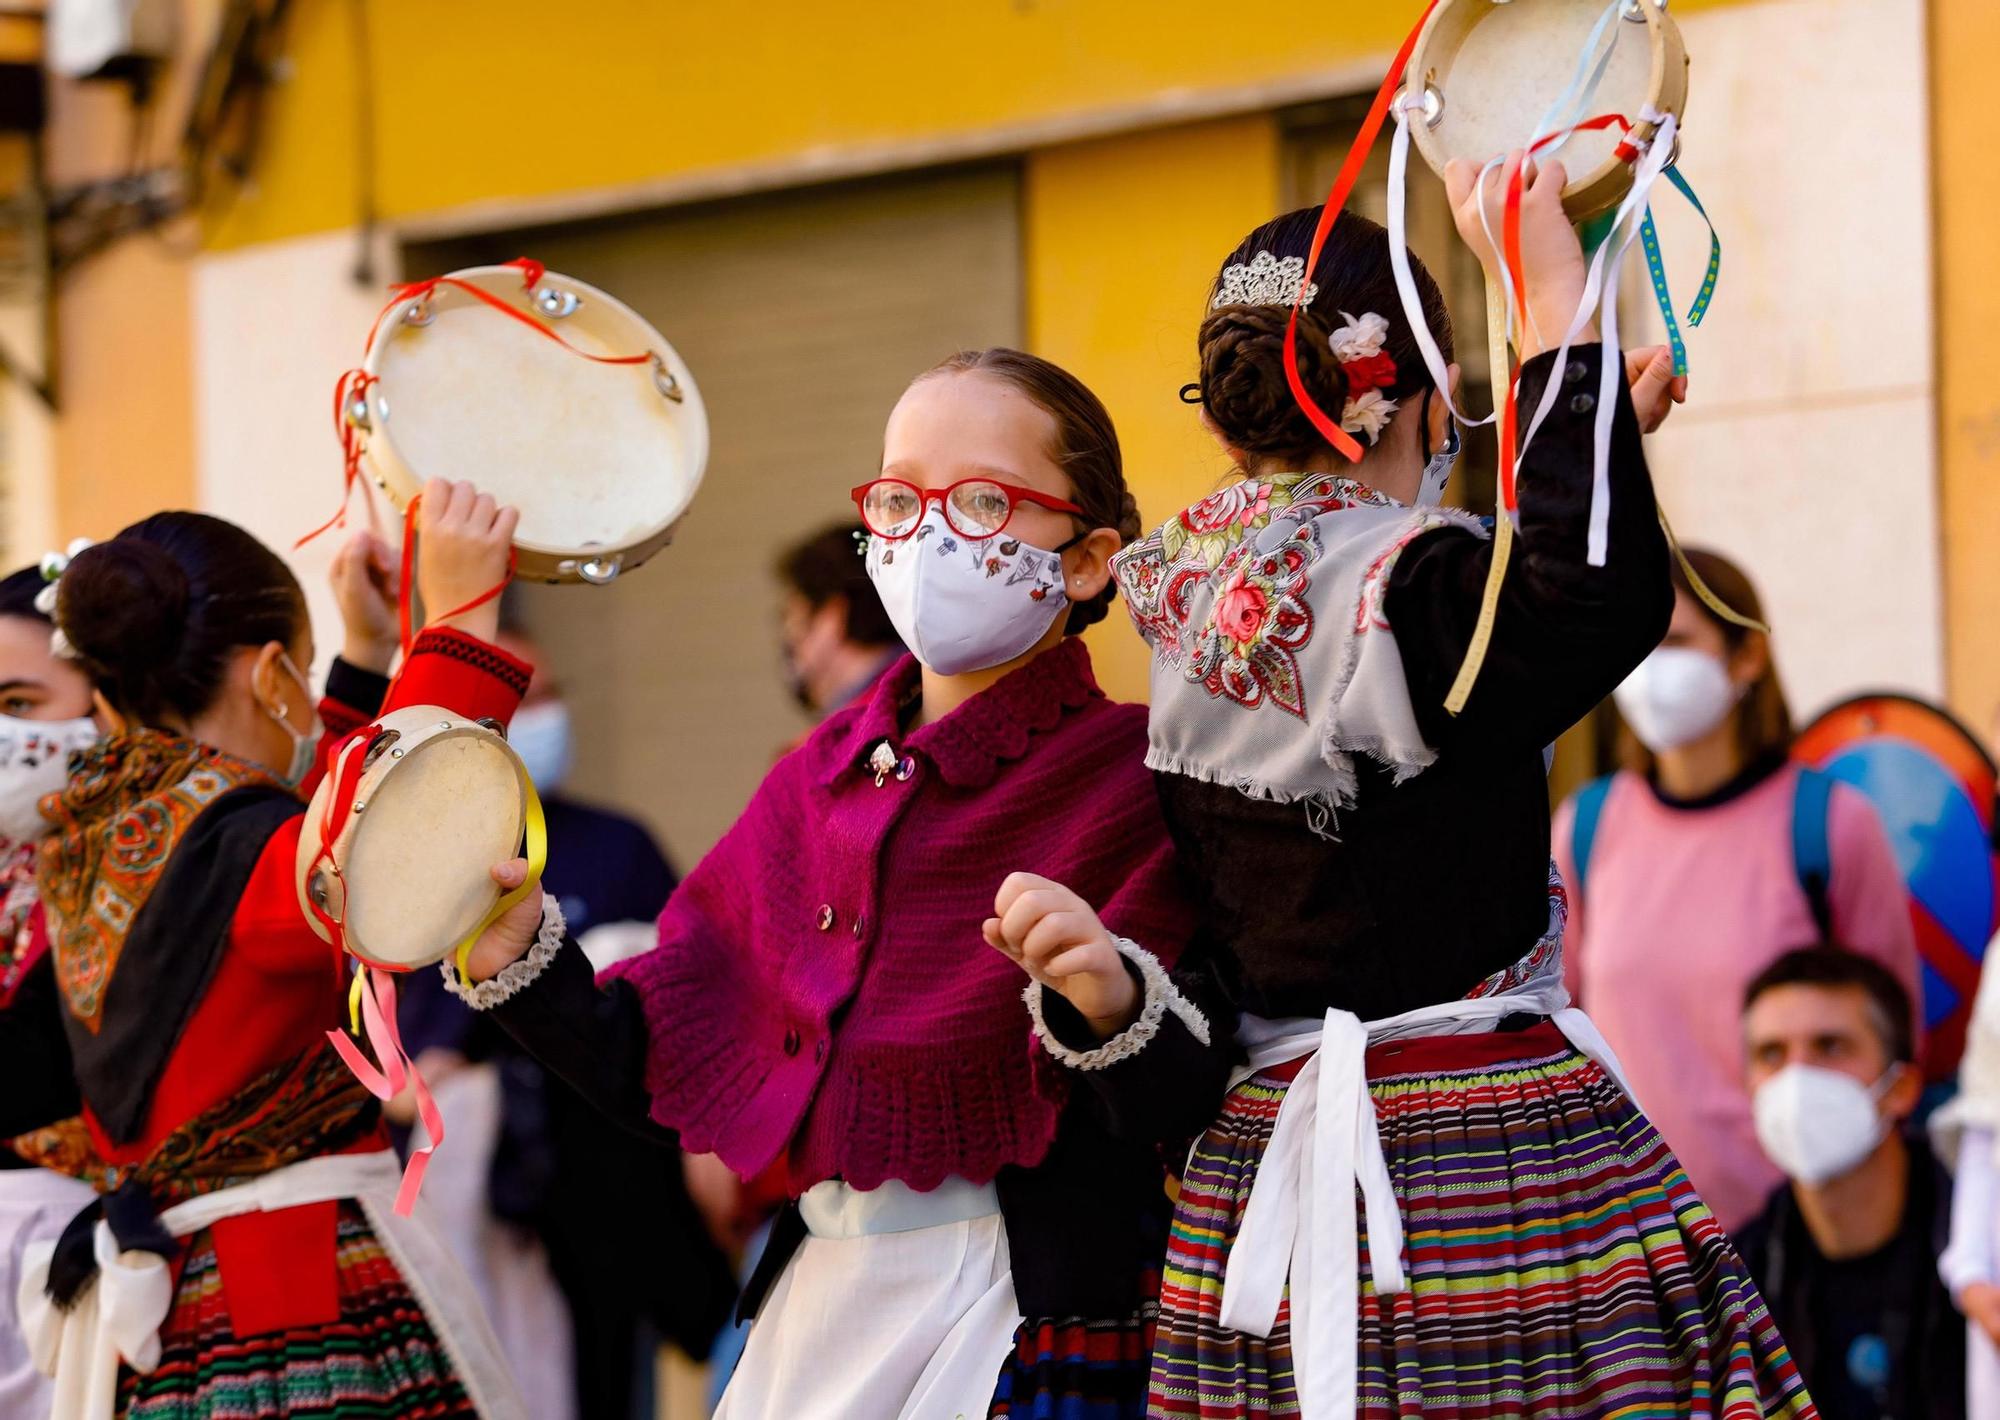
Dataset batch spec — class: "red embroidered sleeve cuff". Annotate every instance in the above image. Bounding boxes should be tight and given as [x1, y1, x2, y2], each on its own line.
[386, 628, 533, 727]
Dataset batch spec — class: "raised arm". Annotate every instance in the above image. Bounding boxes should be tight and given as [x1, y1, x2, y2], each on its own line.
[1389, 155, 1679, 753]
[1389, 343, 1673, 753]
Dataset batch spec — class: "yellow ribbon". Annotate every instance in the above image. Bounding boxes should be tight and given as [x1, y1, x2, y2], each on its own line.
[1444, 276, 1516, 717]
[1659, 509, 1767, 633]
[453, 770, 549, 988]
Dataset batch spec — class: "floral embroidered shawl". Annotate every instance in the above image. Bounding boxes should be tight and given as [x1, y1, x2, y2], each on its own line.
[39, 731, 301, 1142]
[1113, 472, 1486, 812]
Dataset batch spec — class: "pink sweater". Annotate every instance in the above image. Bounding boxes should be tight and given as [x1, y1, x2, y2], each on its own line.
[1555, 761, 1918, 1231]
[603, 638, 1191, 1195]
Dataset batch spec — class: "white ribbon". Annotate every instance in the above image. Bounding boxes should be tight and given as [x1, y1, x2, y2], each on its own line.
[15, 1151, 528, 1420]
[1510, 109, 1679, 565]
[1215, 975, 1638, 1420]
[1387, 105, 1494, 433]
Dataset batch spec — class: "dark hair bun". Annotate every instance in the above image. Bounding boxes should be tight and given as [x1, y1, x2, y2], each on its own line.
[1199, 303, 1350, 464]
[57, 540, 191, 682]
[1197, 208, 1455, 469]
[46, 513, 306, 728]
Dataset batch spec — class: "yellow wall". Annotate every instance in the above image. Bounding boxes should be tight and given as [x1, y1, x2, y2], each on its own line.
[210, 0, 1396, 249]
[1934, 0, 2000, 734]
[209, 0, 1748, 252]
[52, 234, 198, 540]
[1025, 116, 1280, 705]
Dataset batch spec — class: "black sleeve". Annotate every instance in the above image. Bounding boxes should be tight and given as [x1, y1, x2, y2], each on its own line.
[0, 956, 81, 1136]
[1387, 344, 1674, 754]
[324, 657, 392, 718]
[1034, 938, 1240, 1149]
[488, 938, 677, 1147]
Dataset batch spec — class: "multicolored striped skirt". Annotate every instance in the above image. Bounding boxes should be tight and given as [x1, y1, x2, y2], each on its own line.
[989, 1274, 1161, 1420]
[117, 1202, 475, 1419]
[1151, 1021, 1817, 1418]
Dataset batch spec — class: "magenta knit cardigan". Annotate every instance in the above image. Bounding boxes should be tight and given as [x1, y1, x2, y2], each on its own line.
[601, 638, 1192, 1194]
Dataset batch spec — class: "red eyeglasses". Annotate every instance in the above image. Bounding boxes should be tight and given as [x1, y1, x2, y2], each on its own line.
[850, 477, 1084, 542]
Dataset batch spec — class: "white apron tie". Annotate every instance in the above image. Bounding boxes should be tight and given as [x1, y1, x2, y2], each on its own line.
[1216, 979, 1637, 1420]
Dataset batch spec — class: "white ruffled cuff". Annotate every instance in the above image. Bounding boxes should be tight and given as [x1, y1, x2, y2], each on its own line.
[1025, 935, 1211, 1071]
[442, 895, 567, 1010]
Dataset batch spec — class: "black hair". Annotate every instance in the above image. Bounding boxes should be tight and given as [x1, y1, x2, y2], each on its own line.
[0, 566, 49, 623]
[776, 522, 900, 648]
[1744, 946, 1916, 1066]
[55, 512, 308, 727]
[1200, 208, 1453, 466]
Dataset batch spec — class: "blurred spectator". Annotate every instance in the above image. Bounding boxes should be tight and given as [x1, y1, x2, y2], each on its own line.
[1734, 948, 1961, 1420]
[1934, 927, 2000, 1415]
[1555, 547, 1918, 1230]
[396, 607, 735, 1420]
[775, 521, 902, 717]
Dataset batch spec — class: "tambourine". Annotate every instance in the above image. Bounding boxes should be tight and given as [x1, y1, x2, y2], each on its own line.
[295, 706, 544, 973]
[342, 263, 708, 586]
[1405, 0, 1687, 221]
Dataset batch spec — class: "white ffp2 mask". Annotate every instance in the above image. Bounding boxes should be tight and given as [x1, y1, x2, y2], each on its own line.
[1613, 645, 1741, 753]
[1752, 1062, 1898, 1187]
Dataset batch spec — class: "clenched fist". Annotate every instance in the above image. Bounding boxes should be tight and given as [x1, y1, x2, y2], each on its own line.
[329, 531, 400, 673]
[984, 872, 1139, 1039]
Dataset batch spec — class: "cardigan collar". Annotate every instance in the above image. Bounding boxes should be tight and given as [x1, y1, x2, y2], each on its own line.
[821, 637, 1103, 791]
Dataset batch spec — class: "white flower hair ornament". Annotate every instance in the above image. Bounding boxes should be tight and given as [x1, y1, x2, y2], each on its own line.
[1326, 311, 1402, 445]
[33, 538, 92, 616]
[35, 537, 94, 658]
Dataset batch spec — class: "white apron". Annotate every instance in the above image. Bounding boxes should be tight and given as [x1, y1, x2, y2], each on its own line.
[16, 1149, 529, 1420]
[417, 1063, 576, 1420]
[716, 1176, 1024, 1420]
[0, 1165, 96, 1417]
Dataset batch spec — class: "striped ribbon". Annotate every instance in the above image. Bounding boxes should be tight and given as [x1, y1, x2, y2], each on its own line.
[1639, 167, 1722, 378]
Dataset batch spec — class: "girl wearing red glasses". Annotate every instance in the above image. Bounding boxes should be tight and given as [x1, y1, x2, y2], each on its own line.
[456, 348, 1192, 1418]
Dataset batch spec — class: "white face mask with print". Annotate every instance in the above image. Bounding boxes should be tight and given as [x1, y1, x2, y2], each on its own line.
[1752, 1062, 1900, 1187]
[1612, 645, 1742, 753]
[0, 713, 100, 847]
[864, 506, 1070, 676]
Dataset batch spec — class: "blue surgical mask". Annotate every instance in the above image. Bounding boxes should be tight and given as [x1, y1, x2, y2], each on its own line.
[264, 653, 324, 790]
[509, 701, 573, 792]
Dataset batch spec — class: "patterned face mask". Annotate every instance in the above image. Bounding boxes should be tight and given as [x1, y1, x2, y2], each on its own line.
[864, 506, 1069, 676]
[0, 713, 99, 846]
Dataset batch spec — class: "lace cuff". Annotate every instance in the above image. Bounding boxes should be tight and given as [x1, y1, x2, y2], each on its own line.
[442, 895, 568, 1010]
[1025, 936, 1211, 1071]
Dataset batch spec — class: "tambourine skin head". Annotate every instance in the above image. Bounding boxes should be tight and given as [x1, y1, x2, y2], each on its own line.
[293, 706, 529, 971]
[1406, 0, 1688, 223]
[354, 266, 708, 585]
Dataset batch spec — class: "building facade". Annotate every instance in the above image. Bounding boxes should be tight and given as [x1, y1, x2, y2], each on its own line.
[0, 0, 1986, 863]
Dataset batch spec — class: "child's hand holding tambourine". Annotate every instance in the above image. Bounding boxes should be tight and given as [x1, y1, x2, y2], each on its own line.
[462, 858, 548, 984]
